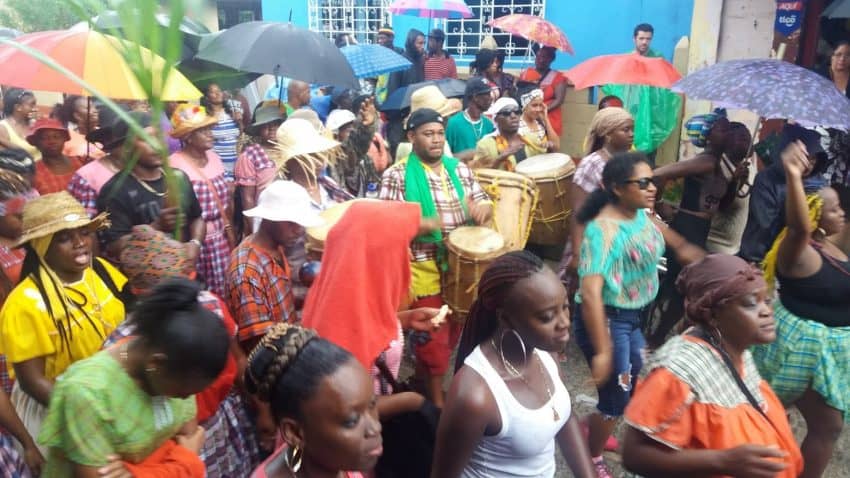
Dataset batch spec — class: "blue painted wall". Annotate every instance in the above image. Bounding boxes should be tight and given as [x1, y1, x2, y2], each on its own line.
[261, 0, 694, 70]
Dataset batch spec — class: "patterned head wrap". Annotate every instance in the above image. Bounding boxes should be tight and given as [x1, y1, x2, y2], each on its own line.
[676, 254, 766, 324]
[685, 107, 728, 147]
[584, 107, 633, 155]
[120, 224, 194, 294]
[520, 88, 544, 110]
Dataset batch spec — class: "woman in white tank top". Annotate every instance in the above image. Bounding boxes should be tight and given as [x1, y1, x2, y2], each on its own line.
[431, 251, 595, 478]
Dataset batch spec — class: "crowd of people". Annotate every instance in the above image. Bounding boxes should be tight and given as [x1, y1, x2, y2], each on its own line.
[0, 18, 846, 478]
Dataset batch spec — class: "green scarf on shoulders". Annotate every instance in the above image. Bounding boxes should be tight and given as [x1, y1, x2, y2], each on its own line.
[404, 153, 468, 270]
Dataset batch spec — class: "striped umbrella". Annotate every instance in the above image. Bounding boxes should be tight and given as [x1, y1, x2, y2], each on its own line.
[488, 14, 573, 54]
[0, 29, 201, 100]
[340, 44, 412, 78]
[388, 0, 474, 19]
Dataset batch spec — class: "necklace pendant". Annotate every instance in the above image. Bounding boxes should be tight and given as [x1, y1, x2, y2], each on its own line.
[552, 407, 559, 421]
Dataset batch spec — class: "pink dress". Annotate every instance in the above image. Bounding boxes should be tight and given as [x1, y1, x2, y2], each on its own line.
[169, 150, 232, 297]
[235, 143, 279, 203]
[67, 158, 118, 217]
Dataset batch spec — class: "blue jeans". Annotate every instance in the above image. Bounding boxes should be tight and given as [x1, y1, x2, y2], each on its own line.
[574, 305, 646, 417]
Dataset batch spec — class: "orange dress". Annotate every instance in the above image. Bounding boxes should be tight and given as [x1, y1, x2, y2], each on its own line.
[519, 68, 567, 137]
[625, 335, 803, 478]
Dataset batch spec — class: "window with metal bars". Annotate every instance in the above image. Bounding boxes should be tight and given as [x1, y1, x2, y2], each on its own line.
[307, 0, 393, 45]
[443, 0, 546, 68]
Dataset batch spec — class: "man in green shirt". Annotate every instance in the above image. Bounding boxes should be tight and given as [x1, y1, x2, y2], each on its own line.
[445, 77, 495, 162]
[602, 23, 681, 164]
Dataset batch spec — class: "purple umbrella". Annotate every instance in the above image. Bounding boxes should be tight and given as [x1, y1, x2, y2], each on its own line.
[672, 58, 850, 129]
[388, 0, 474, 19]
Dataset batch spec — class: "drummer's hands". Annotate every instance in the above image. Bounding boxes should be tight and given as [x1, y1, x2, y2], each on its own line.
[418, 217, 441, 236]
[468, 199, 493, 225]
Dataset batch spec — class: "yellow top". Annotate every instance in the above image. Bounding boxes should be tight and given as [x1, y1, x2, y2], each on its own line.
[0, 260, 126, 380]
[0, 120, 41, 161]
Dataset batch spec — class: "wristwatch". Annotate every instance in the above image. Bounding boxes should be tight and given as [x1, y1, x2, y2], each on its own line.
[188, 238, 203, 249]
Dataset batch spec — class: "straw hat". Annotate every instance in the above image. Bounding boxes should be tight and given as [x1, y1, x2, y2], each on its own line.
[169, 104, 218, 139]
[276, 118, 340, 162]
[409, 85, 461, 118]
[15, 191, 108, 246]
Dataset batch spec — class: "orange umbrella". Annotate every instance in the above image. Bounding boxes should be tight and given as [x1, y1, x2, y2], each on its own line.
[564, 53, 682, 90]
[0, 29, 201, 100]
[488, 14, 573, 54]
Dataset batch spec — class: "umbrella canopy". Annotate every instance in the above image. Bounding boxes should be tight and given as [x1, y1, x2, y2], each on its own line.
[672, 58, 850, 129]
[340, 43, 411, 78]
[379, 78, 466, 112]
[388, 0, 474, 19]
[194, 21, 359, 89]
[565, 53, 681, 90]
[176, 31, 260, 90]
[488, 14, 573, 54]
[823, 0, 850, 19]
[0, 30, 201, 100]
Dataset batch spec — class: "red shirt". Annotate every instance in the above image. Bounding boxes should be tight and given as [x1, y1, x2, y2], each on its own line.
[424, 54, 458, 81]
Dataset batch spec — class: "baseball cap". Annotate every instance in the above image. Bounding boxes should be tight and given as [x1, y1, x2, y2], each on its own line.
[243, 180, 325, 227]
[466, 77, 491, 97]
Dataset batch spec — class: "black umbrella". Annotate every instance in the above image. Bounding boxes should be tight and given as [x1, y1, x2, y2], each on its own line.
[176, 32, 261, 91]
[379, 78, 467, 112]
[194, 21, 359, 89]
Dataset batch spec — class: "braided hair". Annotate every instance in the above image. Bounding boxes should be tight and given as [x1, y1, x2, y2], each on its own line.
[576, 152, 648, 225]
[455, 250, 545, 373]
[245, 323, 353, 421]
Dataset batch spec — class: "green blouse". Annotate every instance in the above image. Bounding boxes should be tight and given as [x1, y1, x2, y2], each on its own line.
[39, 350, 196, 477]
[576, 209, 665, 309]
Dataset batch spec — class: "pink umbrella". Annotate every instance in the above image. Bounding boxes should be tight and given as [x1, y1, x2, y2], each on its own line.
[488, 14, 573, 55]
[564, 53, 682, 90]
[388, 0, 473, 19]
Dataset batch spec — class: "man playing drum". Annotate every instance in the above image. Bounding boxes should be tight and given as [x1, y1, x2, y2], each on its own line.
[379, 107, 493, 407]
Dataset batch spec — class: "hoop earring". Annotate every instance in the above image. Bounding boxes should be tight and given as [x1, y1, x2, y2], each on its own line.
[288, 445, 303, 473]
[499, 328, 527, 377]
[815, 227, 827, 239]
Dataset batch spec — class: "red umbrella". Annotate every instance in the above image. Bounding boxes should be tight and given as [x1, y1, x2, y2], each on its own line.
[564, 53, 682, 90]
[488, 14, 573, 54]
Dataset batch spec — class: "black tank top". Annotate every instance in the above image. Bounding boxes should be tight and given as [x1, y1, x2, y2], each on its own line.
[777, 246, 850, 326]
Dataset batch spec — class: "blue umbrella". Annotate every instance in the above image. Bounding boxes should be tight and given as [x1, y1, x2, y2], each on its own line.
[340, 44, 411, 78]
[672, 59, 850, 129]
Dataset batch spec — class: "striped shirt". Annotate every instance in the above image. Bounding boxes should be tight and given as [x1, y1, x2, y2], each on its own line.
[424, 54, 458, 81]
[211, 111, 240, 179]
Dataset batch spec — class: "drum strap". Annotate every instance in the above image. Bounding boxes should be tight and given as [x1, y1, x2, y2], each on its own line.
[404, 153, 468, 270]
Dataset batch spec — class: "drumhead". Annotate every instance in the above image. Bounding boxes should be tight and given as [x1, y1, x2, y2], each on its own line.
[515, 153, 575, 178]
[447, 226, 505, 256]
[475, 168, 530, 183]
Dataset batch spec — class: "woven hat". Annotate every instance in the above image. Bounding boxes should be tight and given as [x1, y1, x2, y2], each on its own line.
[120, 224, 193, 294]
[169, 104, 219, 139]
[409, 85, 462, 118]
[16, 191, 108, 246]
[247, 103, 287, 136]
[26, 118, 70, 146]
[276, 118, 340, 162]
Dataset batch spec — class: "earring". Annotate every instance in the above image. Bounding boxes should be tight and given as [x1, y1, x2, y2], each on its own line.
[499, 328, 527, 377]
[288, 445, 303, 473]
[816, 227, 827, 239]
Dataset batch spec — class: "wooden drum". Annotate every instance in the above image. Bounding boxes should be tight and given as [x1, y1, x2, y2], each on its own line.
[442, 226, 506, 316]
[515, 153, 576, 246]
[474, 168, 539, 251]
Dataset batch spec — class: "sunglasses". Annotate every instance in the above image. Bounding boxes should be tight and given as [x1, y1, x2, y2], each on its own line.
[497, 108, 521, 117]
[621, 177, 655, 190]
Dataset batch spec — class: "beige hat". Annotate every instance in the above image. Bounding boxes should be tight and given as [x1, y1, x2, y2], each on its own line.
[481, 35, 498, 50]
[409, 85, 462, 118]
[16, 191, 109, 246]
[276, 118, 340, 162]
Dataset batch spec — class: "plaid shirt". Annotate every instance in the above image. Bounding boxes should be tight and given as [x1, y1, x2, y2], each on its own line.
[67, 173, 98, 217]
[379, 157, 489, 262]
[228, 240, 295, 343]
[235, 143, 277, 186]
[34, 156, 84, 195]
[573, 151, 606, 194]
